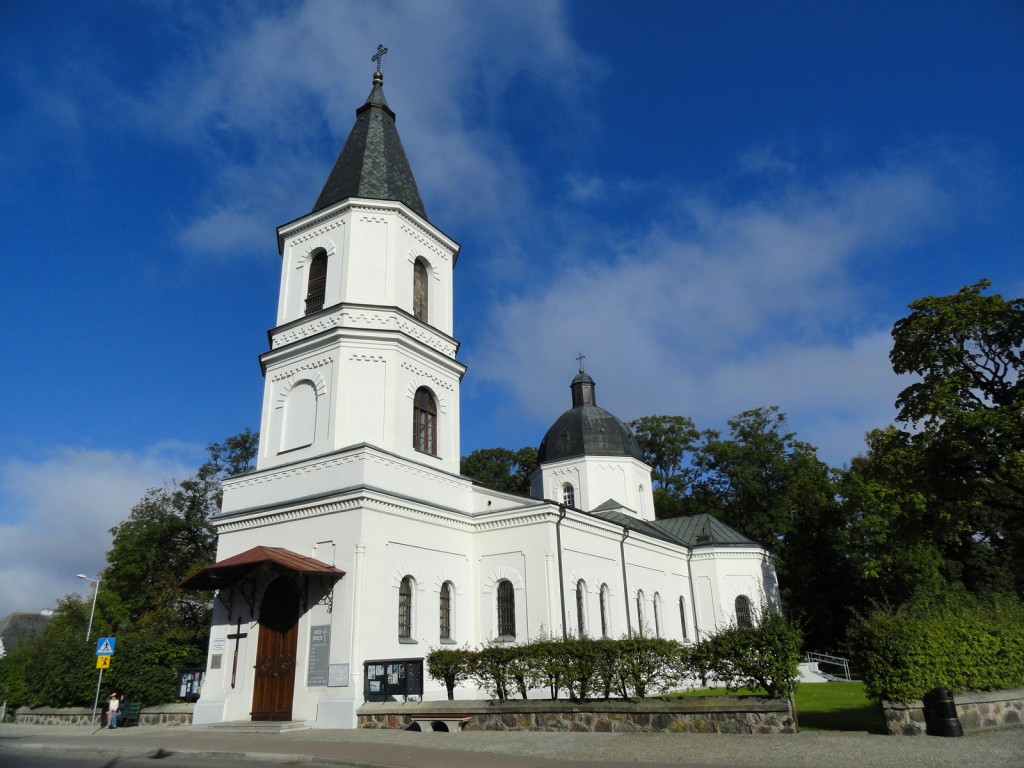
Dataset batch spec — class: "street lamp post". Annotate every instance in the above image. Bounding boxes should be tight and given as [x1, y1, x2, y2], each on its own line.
[77, 573, 100, 643]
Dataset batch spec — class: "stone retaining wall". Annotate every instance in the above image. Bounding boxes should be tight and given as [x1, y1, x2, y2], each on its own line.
[358, 697, 796, 734]
[15, 703, 194, 727]
[882, 688, 1024, 736]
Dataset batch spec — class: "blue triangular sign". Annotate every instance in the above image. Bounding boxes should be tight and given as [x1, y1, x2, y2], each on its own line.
[95, 637, 116, 655]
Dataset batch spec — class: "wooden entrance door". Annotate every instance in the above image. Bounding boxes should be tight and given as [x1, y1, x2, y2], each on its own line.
[251, 577, 299, 721]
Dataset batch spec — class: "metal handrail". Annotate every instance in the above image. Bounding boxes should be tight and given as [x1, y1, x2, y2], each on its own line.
[804, 651, 851, 681]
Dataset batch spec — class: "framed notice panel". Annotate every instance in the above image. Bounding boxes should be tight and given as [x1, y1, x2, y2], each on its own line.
[306, 625, 331, 686]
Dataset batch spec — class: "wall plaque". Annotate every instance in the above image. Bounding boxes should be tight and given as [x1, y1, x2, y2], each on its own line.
[328, 663, 349, 687]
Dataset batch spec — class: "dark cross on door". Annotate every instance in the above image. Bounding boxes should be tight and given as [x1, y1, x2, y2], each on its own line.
[576, 352, 586, 372]
[371, 44, 388, 72]
[227, 618, 248, 689]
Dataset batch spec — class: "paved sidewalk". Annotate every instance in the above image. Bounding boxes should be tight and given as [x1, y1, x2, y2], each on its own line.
[1, 723, 1021, 768]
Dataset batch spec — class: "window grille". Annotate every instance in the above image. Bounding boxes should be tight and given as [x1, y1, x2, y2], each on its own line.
[398, 576, 413, 639]
[600, 584, 610, 637]
[497, 580, 516, 639]
[735, 595, 753, 630]
[439, 581, 453, 641]
[576, 580, 586, 638]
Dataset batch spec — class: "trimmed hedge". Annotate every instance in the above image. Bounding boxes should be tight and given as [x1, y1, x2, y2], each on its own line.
[847, 591, 1024, 703]
[427, 614, 801, 702]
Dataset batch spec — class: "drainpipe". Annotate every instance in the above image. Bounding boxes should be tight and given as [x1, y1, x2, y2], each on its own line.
[619, 528, 632, 638]
[556, 504, 568, 640]
[686, 547, 699, 643]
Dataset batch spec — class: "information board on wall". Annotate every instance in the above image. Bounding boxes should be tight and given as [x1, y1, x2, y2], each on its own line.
[306, 624, 331, 686]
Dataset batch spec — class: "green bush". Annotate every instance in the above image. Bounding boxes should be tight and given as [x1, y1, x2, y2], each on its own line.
[425, 646, 473, 700]
[847, 591, 1024, 703]
[692, 610, 802, 698]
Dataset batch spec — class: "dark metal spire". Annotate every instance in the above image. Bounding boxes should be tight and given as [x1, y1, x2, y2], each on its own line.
[311, 49, 427, 220]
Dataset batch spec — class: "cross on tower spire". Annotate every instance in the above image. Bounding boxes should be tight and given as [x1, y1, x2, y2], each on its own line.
[576, 352, 586, 372]
[371, 43, 388, 72]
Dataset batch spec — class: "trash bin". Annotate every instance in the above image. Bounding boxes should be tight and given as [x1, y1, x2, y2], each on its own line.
[923, 687, 963, 737]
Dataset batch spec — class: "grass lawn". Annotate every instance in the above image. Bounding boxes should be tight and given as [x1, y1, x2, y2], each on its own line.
[672, 682, 886, 734]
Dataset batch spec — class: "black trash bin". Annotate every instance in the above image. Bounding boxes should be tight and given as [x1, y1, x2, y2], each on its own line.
[923, 687, 963, 737]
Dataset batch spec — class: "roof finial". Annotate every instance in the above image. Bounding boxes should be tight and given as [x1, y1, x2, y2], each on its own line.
[371, 43, 388, 73]
[576, 352, 586, 373]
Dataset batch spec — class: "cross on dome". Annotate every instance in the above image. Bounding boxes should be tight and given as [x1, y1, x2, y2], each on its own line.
[371, 44, 388, 72]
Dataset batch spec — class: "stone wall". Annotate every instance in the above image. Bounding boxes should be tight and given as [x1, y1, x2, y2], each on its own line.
[15, 704, 194, 727]
[358, 697, 796, 734]
[882, 688, 1024, 736]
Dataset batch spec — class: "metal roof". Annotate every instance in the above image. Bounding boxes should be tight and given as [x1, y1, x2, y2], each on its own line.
[178, 546, 345, 590]
[652, 513, 761, 548]
[311, 70, 427, 220]
[537, 369, 643, 463]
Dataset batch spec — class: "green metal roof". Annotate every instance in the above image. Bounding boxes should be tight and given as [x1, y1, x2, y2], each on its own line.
[312, 71, 427, 220]
[653, 513, 760, 548]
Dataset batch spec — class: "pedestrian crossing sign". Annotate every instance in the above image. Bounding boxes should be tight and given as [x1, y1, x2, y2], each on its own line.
[95, 637, 116, 655]
[96, 655, 111, 669]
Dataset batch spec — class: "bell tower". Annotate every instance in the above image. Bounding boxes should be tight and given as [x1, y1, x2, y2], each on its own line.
[255, 66, 464, 475]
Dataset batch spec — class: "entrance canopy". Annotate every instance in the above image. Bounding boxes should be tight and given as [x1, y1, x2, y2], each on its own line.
[179, 546, 345, 590]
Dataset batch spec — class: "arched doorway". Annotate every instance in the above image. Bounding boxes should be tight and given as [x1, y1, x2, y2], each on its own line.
[252, 577, 299, 721]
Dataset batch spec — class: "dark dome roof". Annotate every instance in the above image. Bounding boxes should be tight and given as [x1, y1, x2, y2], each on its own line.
[537, 369, 643, 464]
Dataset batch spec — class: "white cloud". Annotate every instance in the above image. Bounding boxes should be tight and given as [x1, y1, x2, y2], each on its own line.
[111, 0, 596, 256]
[469, 148, 975, 467]
[0, 445, 196, 619]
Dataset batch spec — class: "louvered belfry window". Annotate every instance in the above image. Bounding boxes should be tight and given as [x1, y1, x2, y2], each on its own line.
[305, 251, 327, 315]
[413, 258, 428, 321]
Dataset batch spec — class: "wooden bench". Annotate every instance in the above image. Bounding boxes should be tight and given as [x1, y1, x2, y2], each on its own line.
[409, 714, 472, 733]
[119, 702, 143, 727]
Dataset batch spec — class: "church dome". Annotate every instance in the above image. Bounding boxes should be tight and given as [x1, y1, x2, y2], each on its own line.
[537, 368, 643, 464]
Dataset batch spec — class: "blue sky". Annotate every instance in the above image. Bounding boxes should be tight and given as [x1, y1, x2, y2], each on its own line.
[1, 1, 1022, 619]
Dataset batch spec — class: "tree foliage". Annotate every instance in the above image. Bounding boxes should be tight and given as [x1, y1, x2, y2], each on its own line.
[460, 446, 538, 495]
[841, 280, 1024, 605]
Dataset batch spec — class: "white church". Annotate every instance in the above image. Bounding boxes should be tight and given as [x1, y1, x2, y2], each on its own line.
[182, 64, 778, 728]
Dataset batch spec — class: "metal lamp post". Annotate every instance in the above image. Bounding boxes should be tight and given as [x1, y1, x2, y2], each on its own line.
[77, 573, 100, 643]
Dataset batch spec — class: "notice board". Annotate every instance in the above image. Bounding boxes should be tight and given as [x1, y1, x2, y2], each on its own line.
[306, 624, 331, 686]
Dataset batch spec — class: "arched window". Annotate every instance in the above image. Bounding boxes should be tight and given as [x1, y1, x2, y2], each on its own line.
[653, 592, 663, 638]
[413, 387, 437, 455]
[439, 581, 454, 641]
[562, 482, 575, 508]
[735, 594, 753, 630]
[305, 251, 327, 315]
[413, 258, 428, 322]
[679, 597, 689, 641]
[398, 576, 414, 639]
[575, 580, 587, 638]
[636, 590, 646, 636]
[600, 583, 610, 638]
[496, 580, 516, 639]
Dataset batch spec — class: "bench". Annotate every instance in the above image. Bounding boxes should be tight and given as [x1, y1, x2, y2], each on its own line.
[119, 702, 143, 727]
[408, 714, 472, 733]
